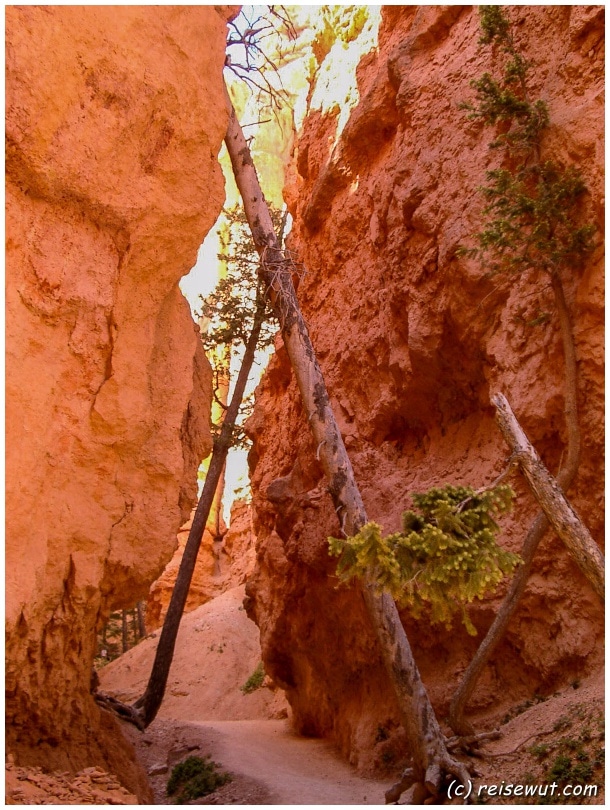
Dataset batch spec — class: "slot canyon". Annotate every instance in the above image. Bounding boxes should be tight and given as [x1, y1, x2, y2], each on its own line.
[5, 5, 604, 804]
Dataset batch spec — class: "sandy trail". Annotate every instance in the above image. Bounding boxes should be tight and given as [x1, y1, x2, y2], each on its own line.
[101, 587, 395, 805]
[190, 719, 392, 805]
[126, 715, 393, 805]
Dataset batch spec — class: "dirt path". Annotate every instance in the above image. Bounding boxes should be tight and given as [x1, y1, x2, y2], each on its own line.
[101, 587, 393, 803]
[101, 587, 604, 805]
[125, 716, 393, 805]
[193, 719, 392, 804]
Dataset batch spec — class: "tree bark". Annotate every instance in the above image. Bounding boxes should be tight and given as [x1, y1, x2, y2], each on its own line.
[448, 511, 549, 734]
[133, 302, 265, 728]
[493, 392, 604, 598]
[121, 610, 128, 654]
[136, 601, 146, 639]
[224, 91, 470, 799]
[130, 608, 138, 645]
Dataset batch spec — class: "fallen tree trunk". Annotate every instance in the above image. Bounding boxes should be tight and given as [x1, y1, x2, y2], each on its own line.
[492, 392, 604, 600]
[224, 90, 469, 801]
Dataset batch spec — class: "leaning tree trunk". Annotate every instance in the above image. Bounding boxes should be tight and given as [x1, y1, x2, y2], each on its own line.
[224, 91, 470, 801]
[121, 610, 129, 654]
[136, 601, 146, 639]
[493, 392, 604, 597]
[448, 267, 600, 735]
[132, 301, 266, 728]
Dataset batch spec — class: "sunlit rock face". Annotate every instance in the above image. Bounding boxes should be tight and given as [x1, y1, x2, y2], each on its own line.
[247, 5, 604, 772]
[5, 5, 233, 794]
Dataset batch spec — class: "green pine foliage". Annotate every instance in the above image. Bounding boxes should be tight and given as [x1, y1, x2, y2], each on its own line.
[459, 6, 595, 278]
[197, 204, 282, 450]
[199, 204, 280, 358]
[329, 485, 520, 635]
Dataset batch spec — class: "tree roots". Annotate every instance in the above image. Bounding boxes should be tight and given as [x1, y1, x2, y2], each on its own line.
[385, 731, 504, 804]
[94, 691, 145, 731]
[385, 755, 472, 804]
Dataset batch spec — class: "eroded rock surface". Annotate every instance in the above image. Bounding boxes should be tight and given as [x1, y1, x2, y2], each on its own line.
[5, 759, 138, 806]
[246, 6, 604, 772]
[6, 5, 233, 797]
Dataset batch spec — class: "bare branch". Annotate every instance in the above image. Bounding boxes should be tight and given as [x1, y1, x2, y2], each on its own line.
[224, 5, 299, 122]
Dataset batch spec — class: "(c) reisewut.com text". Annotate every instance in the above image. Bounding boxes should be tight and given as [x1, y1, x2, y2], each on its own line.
[447, 778, 599, 801]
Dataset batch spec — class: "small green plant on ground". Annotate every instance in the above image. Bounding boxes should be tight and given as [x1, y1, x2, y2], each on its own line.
[553, 715, 573, 733]
[328, 484, 520, 635]
[503, 692, 549, 724]
[521, 708, 604, 805]
[166, 755, 230, 804]
[529, 742, 550, 760]
[542, 744, 599, 804]
[241, 661, 265, 694]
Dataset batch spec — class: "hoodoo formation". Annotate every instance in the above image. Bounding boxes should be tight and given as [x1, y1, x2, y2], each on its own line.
[5, 4, 604, 803]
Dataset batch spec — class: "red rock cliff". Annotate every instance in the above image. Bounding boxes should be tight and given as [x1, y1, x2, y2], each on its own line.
[246, 6, 604, 771]
[5, 5, 233, 793]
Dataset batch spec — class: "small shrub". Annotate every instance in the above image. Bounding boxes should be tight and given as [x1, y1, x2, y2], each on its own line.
[548, 753, 572, 783]
[529, 743, 550, 759]
[167, 755, 230, 804]
[570, 759, 594, 784]
[561, 737, 582, 753]
[241, 661, 265, 694]
[547, 750, 595, 788]
[553, 715, 573, 733]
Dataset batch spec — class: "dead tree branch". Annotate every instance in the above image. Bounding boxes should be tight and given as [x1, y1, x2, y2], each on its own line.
[492, 392, 604, 599]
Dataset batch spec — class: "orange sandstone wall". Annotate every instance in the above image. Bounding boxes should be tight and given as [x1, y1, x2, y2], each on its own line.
[247, 6, 604, 772]
[5, 5, 233, 792]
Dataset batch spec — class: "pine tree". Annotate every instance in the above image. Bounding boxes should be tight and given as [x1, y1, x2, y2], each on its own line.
[131, 208, 280, 727]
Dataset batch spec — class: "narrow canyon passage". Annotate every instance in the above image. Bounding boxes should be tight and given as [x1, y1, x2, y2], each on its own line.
[6, 6, 603, 802]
